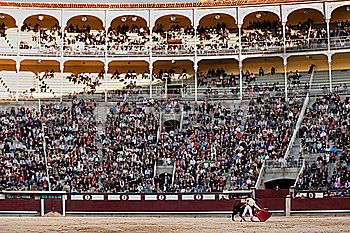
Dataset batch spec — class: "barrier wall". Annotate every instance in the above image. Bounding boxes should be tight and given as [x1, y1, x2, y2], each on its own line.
[292, 197, 350, 211]
[0, 191, 349, 216]
[0, 194, 40, 215]
[255, 190, 289, 211]
[66, 193, 238, 214]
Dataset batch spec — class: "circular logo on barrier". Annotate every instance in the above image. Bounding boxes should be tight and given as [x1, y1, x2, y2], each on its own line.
[83, 195, 92, 201]
[121, 194, 129, 201]
[195, 194, 203, 200]
[308, 193, 314, 198]
[158, 195, 165, 201]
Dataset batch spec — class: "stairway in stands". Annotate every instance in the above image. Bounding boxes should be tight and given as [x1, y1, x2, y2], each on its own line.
[94, 103, 111, 161]
[327, 162, 337, 179]
[224, 100, 250, 191]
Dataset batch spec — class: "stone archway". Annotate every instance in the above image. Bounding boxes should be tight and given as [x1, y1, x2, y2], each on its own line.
[163, 119, 180, 132]
[264, 178, 295, 189]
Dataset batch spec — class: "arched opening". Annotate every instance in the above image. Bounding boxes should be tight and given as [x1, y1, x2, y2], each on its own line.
[21, 15, 61, 54]
[198, 59, 239, 95]
[63, 60, 105, 94]
[287, 54, 327, 72]
[153, 15, 193, 55]
[0, 13, 16, 31]
[64, 60, 104, 73]
[287, 54, 327, 90]
[197, 13, 238, 54]
[64, 16, 105, 56]
[153, 14, 192, 32]
[154, 172, 172, 188]
[241, 56, 284, 95]
[332, 52, 350, 71]
[108, 16, 149, 55]
[110, 15, 148, 30]
[108, 60, 151, 92]
[241, 11, 282, 53]
[153, 60, 194, 76]
[20, 60, 60, 94]
[163, 120, 180, 132]
[330, 5, 350, 22]
[286, 9, 326, 52]
[0, 59, 16, 71]
[242, 11, 280, 29]
[264, 179, 295, 189]
[199, 13, 237, 29]
[287, 8, 325, 26]
[0, 59, 34, 95]
[22, 14, 60, 31]
[0, 13, 16, 37]
[330, 6, 350, 49]
[20, 60, 60, 73]
[108, 60, 149, 74]
[153, 60, 194, 97]
[331, 53, 350, 89]
[242, 56, 283, 89]
[66, 15, 104, 32]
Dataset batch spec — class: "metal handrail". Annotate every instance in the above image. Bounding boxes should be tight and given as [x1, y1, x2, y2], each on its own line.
[283, 68, 314, 160]
[254, 159, 265, 189]
[1, 29, 350, 57]
[264, 159, 304, 169]
[293, 159, 306, 187]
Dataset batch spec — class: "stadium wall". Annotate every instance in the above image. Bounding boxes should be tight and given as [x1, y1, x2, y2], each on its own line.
[0, 191, 349, 216]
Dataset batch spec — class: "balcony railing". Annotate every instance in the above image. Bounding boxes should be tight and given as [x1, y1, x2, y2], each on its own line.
[330, 36, 350, 50]
[1, 35, 350, 57]
[286, 38, 328, 52]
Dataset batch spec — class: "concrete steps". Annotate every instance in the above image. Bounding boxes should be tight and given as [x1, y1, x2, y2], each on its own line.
[327, 162, 337, 178]
[94, 103, 110, 161]
[289, 138, 302, 159]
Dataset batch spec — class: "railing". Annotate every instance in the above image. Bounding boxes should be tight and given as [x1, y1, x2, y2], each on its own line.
[241, 40, 284, 54]
[265, 159, 305, 169]
[63, 43, 105, 57]
[108, 45, 150, 56]
[294, 188, 350, 193]
[179, 110, 184, 131]
[293, 160, 306, 188]
[153, 161, 156, 186]
[284, 68, 314, 160]
[156, 158, 175, 166]
[172, 161, 176, 185]
[9, 79, 350, 103]
[330, 36, 350, 50]
[157, 111, 162, 142]
[254, 159, 265, 190]
[152, 48, 194, 56]
[285, 38, 328, 52]
[152, 42, 195, 56]
[197, 47, 239, 55]
[1, 33, 349, 57]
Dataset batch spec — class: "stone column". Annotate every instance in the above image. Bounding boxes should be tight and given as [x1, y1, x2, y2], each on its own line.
[15, 60, 20, 101]
[60, 62, 64, 102]
[284, 57, 288, 99]
[328, 55, 332, 92]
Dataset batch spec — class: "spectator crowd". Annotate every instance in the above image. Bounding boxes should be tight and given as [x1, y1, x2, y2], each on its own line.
[296, 93, 350, 190]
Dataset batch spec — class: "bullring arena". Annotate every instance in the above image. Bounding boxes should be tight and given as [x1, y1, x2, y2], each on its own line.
[0, 0, 350, 232]
[1, 216, 350, 232]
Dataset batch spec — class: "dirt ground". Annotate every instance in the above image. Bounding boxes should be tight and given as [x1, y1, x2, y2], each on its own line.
[0, 216, 348, 233]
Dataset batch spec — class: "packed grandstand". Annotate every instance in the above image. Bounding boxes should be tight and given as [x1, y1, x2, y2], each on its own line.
[0, 0, 348, 199]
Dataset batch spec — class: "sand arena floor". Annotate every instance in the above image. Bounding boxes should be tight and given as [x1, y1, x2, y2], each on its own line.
[0, 216, 348, 233]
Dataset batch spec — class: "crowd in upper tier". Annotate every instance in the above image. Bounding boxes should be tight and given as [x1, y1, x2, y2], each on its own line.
[1, 16, 347, 55]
